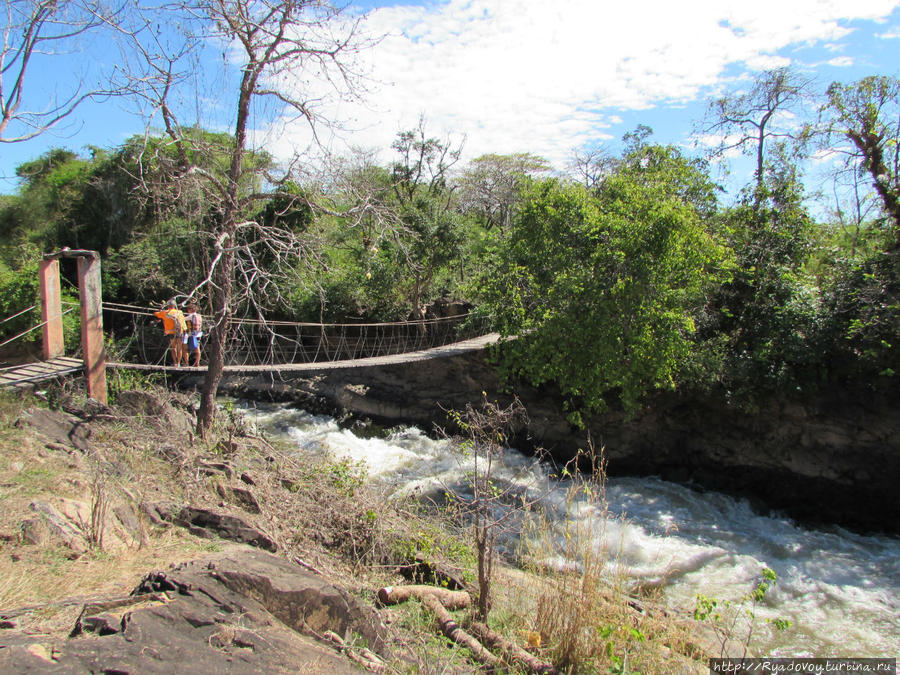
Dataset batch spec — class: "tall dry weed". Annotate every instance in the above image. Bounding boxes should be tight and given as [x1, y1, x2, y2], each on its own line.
[519, 444, 695, 674]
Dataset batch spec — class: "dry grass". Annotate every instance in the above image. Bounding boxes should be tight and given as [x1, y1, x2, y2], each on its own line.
[0, 532, 233, 635]
[491, 448, 709, 675]
[0, 383, 462, 630]
[0, 384, 240, 638]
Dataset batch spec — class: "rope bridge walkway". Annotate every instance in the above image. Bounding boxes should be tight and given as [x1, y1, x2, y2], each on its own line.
[0, 357, 84, 389]
[103, 302, 497, 373]
[0, 299, 498, 387]
[2, 249, 498, 398]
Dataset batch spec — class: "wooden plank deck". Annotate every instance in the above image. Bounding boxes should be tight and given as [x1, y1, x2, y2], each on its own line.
[0, 357, 84, 388]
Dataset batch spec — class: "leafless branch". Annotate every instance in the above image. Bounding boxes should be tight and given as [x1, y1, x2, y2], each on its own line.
[697, 67, 815, 187]
[0, 0, 124, 143]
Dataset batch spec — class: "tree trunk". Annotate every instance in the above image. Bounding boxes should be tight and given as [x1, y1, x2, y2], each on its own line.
[197, 68, 254, 435]
[376, 585, 471, 610]
[422, 594, 502, 669]
[469, 621, 561, 675]
[197, 239, 234, 434]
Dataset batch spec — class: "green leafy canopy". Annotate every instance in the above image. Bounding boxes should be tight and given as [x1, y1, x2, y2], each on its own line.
[476, 146, 732, 419]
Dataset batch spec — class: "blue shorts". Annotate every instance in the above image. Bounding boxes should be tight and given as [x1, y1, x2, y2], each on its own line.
[187, 334, 200, 351]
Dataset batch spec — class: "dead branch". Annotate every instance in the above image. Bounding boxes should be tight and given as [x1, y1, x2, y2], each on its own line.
[0, 0, 121, 143]
[469, 620, 561, 675]
[421, 594, 502, 669]
[321, 630, 386, 673]
[376, 585, 471, 611]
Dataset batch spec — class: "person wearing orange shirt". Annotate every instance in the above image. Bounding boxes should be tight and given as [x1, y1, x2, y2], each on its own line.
[153, 299, 187, 367]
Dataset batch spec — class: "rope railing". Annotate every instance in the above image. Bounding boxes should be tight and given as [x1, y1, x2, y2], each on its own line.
[0, 306, 76, 351]
[102, 301, 477, 328]
[0, 305, 37, 325]
[102, 302, 492, 367]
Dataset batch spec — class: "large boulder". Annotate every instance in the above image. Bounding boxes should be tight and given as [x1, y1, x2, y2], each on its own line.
[16, 407, 92, 453]
[0, 549, 384, 673]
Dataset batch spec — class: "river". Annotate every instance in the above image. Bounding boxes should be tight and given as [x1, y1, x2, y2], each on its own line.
[241, 401, 899, 659]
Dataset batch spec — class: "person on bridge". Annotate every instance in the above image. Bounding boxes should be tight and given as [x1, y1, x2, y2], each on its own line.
[184, 301, 203, 367]
[153, 299, 187, 367]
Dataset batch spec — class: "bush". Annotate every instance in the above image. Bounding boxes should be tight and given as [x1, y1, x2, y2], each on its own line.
[0, 252, 80, 357]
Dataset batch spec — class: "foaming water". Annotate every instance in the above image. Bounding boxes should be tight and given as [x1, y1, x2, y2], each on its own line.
[242, 402, 899, 658]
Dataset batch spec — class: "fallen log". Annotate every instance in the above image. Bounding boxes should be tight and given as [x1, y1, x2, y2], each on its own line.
[470, 621, 560, 675]
[378, 584, 560, 674]
[376, 585, 471, 611]
[422, 594, 501, 669]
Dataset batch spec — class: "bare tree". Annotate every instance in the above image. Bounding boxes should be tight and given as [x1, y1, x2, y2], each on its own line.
[446, 395, 533, 623]
[566, 146, 616, 190]
[120, 0, 371, 433]
[323, 148, 403, 252]
[0, 0, 119, 143]
[700, 67, 813, 190]
[457, 152, 549, 232]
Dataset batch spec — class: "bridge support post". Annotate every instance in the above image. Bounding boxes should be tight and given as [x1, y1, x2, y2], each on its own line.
[77, 254, 107, 404]
[39, 259, 64, 360]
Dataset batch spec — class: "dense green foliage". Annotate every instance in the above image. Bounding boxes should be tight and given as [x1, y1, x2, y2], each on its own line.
[476, 146, 730, 418]
[1, 74, 898, 417]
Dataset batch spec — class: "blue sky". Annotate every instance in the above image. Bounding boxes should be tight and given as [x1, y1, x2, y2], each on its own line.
[2, 0, 899, 197]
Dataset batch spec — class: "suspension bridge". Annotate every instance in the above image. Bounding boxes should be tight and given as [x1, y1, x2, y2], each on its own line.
[0, 250, 499, 403]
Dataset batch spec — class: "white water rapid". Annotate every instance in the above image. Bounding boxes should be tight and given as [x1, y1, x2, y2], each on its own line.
[241, 401, 899, 659]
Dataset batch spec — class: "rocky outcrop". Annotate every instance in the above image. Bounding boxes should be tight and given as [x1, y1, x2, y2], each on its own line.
[15, 406, 93, 453]
[215, 348, 900, 534]
[0, 549, 384, 673]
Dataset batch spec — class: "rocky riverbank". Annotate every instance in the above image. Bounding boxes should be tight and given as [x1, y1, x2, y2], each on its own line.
[0, 384, 721, 673]
[210, 347, 900, 534]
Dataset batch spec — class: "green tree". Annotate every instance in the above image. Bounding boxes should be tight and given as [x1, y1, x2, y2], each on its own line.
[476, 145, 729, 419]
[700, 164, 822, 403]
[815, 76, 900, 380]
[3, 149, 94, 251]
[822, 76, 900, 245]
[387, 120, 465, 318]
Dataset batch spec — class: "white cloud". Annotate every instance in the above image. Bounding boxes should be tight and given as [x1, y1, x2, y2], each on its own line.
[827, 56, 855, 67]
[269, 0, 900, 170]
[693, 132, 747, 159]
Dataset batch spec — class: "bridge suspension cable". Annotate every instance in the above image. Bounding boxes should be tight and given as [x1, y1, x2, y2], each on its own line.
[0, 306, 76, 351]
